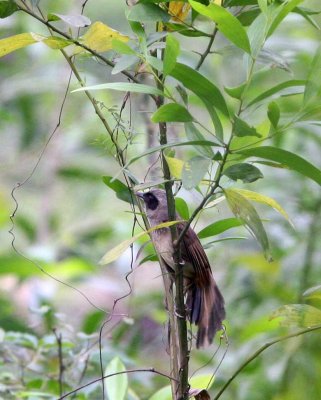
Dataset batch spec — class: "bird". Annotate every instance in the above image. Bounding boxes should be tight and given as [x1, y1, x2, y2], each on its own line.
[136, 189, 225, 348]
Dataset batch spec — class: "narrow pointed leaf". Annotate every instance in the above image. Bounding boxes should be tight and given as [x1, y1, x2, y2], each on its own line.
[170, 62, 229, 116]
[99, 221, 182, 265]
[247, 80, 305, 107]
[268, 0, 304, 37]
[112, 38, 136, 55]
[151, 103, 193, 122]
[128, 3, 170, 22]
[235, 146, 321, 186]
[175, 197, 190, 220]
[224, 188, 271, 260]
[164, 34, 180, 76]
[223, 163, 263, 183]
[304, 45, 321, 106]
[189, 0, 251, 54]
[231, 188, 291, 224]
[198, 217, 243, 239]
[125, 140, 220, 168]
[0, 33, 36, 57]
[267, 101, 280, 128]
[102, 176, 135, 204]
[72, 82, 164, 97]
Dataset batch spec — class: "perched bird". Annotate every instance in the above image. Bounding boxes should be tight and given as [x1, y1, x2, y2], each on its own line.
[137, 189, 225, 348]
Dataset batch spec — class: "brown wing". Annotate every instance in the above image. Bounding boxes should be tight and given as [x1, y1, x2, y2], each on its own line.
[177, 222, 212, 288]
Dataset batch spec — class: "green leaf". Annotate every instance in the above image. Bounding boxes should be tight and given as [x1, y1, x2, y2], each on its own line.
[175, 197, 190, 220]
[163, 34, 180, 76]
[112, 38, 136, 55]
[182, 156, 210, 189]
[170, 62, 229, 117]
[230, 188, 291, 224]
[189, 0, 251, 54]
[0, 1, 18, 18]
[105, 357, 128, 400]
[185, 123, 215, 158]
[270, 304, 321, 328]
[151, 103, 193, 122]
[235, 146, 321, 186]
[198, 217, 243, 239]
[257, 0, 268, 14]
[224, 82, 247, 100]
[112, 54, 139, 75]
[247, 80, 305, 107]
[267, 101, 280, 128]
[128, 3, 170, 22]
[247, 10, 269, 58]
[99, 221, 182, 265]
[234, 116, 261, 138]
[125, 139, 220, 169]
[303, 45, 321, 106]
[102, 176, 135, 204]
[303, 285, 321, 301]
[150, 374, 215, 400]
[72, 82, 164, 97]
[268, 0, 304, 38]
[224, 188, 271, 260]
[223, 163, 263, 183]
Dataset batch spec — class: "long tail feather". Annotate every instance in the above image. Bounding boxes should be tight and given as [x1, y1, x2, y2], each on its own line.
[187, 277, 225, 348]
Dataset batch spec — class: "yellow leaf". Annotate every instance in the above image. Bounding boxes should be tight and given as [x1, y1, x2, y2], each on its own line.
[165, 155, 184, 178]
[168, 2, 191, 22]
[80, 21, 129, 53]
[99, 220, 182, 265]
[0, 33, 36, 57]
[212, 0, 222, 5]
[231, 188, 292, 226]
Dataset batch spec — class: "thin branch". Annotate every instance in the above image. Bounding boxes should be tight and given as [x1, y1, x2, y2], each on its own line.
[16, 4, 141, 85]
[195, 27, 218, 71]
[213, 325, 321, 400]
[58, 368, 178, 399]
[53, 329, 65, 397]
[298, 198, 321, 299]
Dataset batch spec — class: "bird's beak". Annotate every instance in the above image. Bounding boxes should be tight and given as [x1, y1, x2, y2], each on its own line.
[136, 192, 145, 200]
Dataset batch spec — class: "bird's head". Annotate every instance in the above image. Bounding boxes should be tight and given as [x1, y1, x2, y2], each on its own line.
[136, 189, 169, 224]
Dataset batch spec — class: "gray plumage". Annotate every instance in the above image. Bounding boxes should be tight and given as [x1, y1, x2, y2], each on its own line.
[137, 189, 225, 348]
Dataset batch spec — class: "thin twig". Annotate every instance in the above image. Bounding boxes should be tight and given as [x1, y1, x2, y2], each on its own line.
[58, 368, 178, 399]
[16, 4, 140, 85]
[213, 324, 321, 400]
[53, 329, 65, 397]
[195, 28, 218, 71]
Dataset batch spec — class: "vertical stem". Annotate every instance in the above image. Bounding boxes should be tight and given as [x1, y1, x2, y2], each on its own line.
[156, 92, 189, 399]
[298, 198, 321, 299]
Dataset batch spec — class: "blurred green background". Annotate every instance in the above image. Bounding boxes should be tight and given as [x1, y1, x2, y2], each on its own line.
[1, 1, 321, 399]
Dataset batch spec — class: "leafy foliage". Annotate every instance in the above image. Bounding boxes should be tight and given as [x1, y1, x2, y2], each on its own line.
[1, 0, 321, 399]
